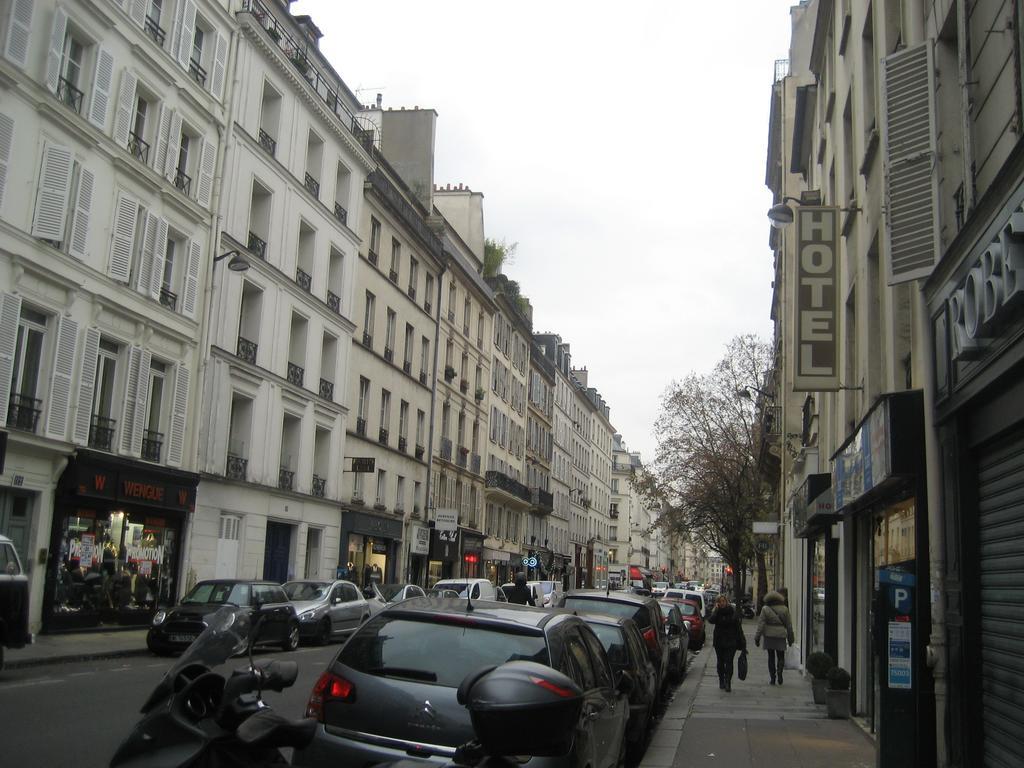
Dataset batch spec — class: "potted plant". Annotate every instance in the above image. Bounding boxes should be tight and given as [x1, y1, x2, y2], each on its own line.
[444, 365, 456, 382]
[825, 666, 851, 719]
[475, 386, 485, 402]
[806, 651, 834, 705]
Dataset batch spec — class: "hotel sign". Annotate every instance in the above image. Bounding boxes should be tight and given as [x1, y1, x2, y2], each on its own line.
[794, 207, 840, 391]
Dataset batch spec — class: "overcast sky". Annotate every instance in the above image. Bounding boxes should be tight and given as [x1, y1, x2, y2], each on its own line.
[294, 0, 797, 460]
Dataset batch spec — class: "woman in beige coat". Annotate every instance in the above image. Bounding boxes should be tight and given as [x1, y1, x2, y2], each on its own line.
[754, 590, 794, 684]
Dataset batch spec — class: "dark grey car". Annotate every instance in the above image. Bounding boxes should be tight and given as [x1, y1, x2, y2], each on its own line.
[283, 580, 369, 644]
[295, 596, 630, 768]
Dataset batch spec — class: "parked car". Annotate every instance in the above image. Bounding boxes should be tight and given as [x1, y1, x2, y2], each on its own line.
[0, 534, 30, 671]
[580, 614, 659, 765]
[431, 578, 502, 601]
[652, 581, 669, 597]
[664, 589, 706, 616]
[673, 599, 705, 650]
[501, 581, 545, 605]
[283, 579, 369, 644]
[147, 579, 299, 655]
[529, 579, 564, 607]
[363, 582, 427, 618]
[560, 589, 669, 695]
[295, 595, 630, 768]
[658, 601, 690, 682]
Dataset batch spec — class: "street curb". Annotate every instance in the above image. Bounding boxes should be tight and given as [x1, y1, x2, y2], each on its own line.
[4, 647, 153, 671]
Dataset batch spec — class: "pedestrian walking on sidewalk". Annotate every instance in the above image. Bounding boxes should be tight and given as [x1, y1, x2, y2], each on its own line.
[754, 590, 794, 685]
[708, 595, 746, 692]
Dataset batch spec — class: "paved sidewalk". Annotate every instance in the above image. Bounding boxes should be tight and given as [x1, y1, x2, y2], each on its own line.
[641, 627, 875, 768]
[4, 628, 150, 669]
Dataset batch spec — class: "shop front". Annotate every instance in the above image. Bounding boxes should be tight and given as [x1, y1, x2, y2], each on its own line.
[793, 472, 838, 661]
[405, 523, 430, 585]
[428, 527, 459, 586]
[44, 450, 198, 632]
[832, 391, 933, 767]
[460, 531, 484, 579]
[341, 510, 402, 589]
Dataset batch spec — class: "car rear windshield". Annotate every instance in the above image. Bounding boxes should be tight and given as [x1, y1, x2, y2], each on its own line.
[339, 616, 549, 687]
[678, 603, 698, 616]
[564, 597, 650, 628]
[284, 582, 329, 600]
[182, 582, 251, 606]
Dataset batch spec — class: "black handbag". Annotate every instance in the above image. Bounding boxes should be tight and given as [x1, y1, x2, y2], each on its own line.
[737, 650, 748, 681]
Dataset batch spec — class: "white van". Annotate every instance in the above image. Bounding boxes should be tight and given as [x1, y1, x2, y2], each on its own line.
[431, 578, 503, 602]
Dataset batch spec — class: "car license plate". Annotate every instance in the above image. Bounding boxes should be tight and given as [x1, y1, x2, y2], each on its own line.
[169, 633, 197, 643]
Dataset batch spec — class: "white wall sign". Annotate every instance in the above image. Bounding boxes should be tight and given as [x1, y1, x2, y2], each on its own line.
[434, 508, 458, 533]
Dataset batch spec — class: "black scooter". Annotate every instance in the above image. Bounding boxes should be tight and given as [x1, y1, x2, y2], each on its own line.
[111, 606, 584, 768]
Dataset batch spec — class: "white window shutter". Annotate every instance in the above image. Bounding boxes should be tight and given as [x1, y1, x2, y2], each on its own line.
[210, 31, 228, 99]
[45, 314, 78, 439]
[120, 345, 143, 454]
[0, 292, 23, 429]
[108, 191, 137, 282]
[132, 350, 151, 456]
[164, 111, 182, 180]
[44, 6, 68, 95]
[88, 47, 115, 130]
[128, 0, 146, 28]
[176, 0, 197, 70]
[3, 0, 34, 70]
[112, 69, 137, 150]
[135, 210, 155, 294]
[0, 112, 13, 213]
[72, 327, 100, 445]
[196, 136, 215, 207]
[152, 104, 171, 173]
[167, 364, 190, 466]
[68, 166, 94, 260]
[148, 217, 168, 301]
[182, 239, 201, 317]
[31, 143, 73, 241]
[881, 42, 939, 284]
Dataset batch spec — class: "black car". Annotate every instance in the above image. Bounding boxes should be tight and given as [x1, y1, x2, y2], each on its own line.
[658, 601, 690, 683]
[147, 579, 299, 655]
[294, 595, 630, 768]
[580, 614, 659, 765]
[560, 590, 669, 695]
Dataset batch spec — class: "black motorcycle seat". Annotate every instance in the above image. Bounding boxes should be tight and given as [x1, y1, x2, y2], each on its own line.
[236, 709, 317, 749]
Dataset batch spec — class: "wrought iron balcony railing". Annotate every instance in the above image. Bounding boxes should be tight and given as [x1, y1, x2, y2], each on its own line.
[57, 76, 83, 113]
[447, 310, 456, 323]
[407, 286, 416, 301]
[128, 131, 150, 163]
[384, 346, 394, 363]
[311, 474, 326, 497]
[319, 378, 334, 401]
[485, 470, 531, 502]
[304, 172, 320, 198]
[279, 467, 294, 491]
[142, 429, 163, 461]
[189, 58, 207, 87]
[355, 417, 366, 436]
[378, 427, 389, 445]
[296, 268, 311, 292]
[144, 16, 166, 46]
[440, 438, 452, 461]
[226, 453, 248, 481]
[403, 360, 412, 374]
[333, 202, 347, 225]
[362, 331, 372, 348]
[287, 362, 304, 387]
[456, 447, 468, 468]
[471, 453, 481, 475]
[247, 231, 267, 259]
[398, 436, 407, 453]
[535, 489, 554, 514]
[367, 249, 378, 266]
[424, 300, 432, 315]
[415, 444, 425, 460]
[326, 290, 341, 314]
[258, 127, 276, 155]
[236, 336, 258, 364]
[419, 370, 429, 386]
[159, 287, 177, 311]
[389, 269, 398, 284]
[7, 394, 41, 433]
[460, 379, 469, 394]
[173, 167, 192, 195]
[89, 415, 116, 451]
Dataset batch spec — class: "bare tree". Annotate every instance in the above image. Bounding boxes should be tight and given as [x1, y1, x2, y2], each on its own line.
[635, 334, 774, 599]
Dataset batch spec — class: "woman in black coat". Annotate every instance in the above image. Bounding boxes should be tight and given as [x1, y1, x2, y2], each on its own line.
[707, 595, 746, 692]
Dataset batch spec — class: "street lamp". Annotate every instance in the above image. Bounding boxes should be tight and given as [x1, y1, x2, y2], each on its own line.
[213, 249, 250, 272]
[736, 385, 775, 402]
[767, 189, 860, 229]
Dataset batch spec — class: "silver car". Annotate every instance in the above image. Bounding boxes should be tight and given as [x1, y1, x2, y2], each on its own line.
[364, 582, 427, 618]
[283, 580, 369, 645]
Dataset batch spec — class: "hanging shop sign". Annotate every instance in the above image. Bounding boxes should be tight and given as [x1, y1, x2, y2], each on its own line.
[350, 457, 375, 473]
[434, 508, 458, 533]
[794, 207, 840, 391]
[410, 525, 430, 555]
[429, 527, 459, 562]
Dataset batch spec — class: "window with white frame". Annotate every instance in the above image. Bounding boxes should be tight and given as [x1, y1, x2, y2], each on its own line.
[141, 360, 168, 462]
[6, 304, 48, 434]
[375, 469, 386, 506]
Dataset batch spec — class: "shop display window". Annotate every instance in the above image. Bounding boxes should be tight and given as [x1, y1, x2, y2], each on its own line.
[347, 534, 386, 587]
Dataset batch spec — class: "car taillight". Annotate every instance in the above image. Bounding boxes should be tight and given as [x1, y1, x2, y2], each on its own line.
[306, 671, 355, 721]
[642, 626, 659, 653]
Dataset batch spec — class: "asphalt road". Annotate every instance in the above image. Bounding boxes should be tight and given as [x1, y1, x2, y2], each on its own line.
[0, 642, 340, 768]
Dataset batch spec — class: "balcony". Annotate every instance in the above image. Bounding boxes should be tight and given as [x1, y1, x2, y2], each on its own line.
[378, 427, 389, 445]
[188, 58, 207, 87]
[533, 488, 554, 515]
[304, 172, 320, 199]
[296, 268, 312, 292]
[398, 436, 407, 453]
[367, 250, 378, 266]
[247, 231, 267, 259]
[333, 202, 347, 226]
[127, 131, 150, 163]
[159, 287, 177, 311]
[327, 290, 341, 314]
[362, 331, 372, 349]
[384, 346, 394, 363]
[144, 15, 166, 47]
[407, 286, 416, 301]
[279, 467, 294, 491]
[471, 453, 481, 475]
[226, 453, 248, 481]
[258, 127, 276, 156]
[425, 300, 432, 315]
[88, 415, 116, 451]
[319, 378, 334, 401]
[415, 444, 425, 460]
[456, 446, 469, 469]
[355, 417, 366, 436]
[57, 76, 84, 113]
[403, 360, 412, 375]
[440, 438, 452, 461]
[142, 429, 163, 462]
[173, 167, 192, 196]
[419, 371, 427, 386]
[485, 470, 531, 503]
[287, 362, 304, 387]
[610, 507, 619, 519]
[312, 474, 326, 498]
[7, 394, 41, 433]
[389, 269, 399, 284]
[236, 336, 258, 364]
[367, 169, 444, 258]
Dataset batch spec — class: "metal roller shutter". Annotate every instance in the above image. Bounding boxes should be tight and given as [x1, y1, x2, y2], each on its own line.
[977, 431, 1024, 767]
